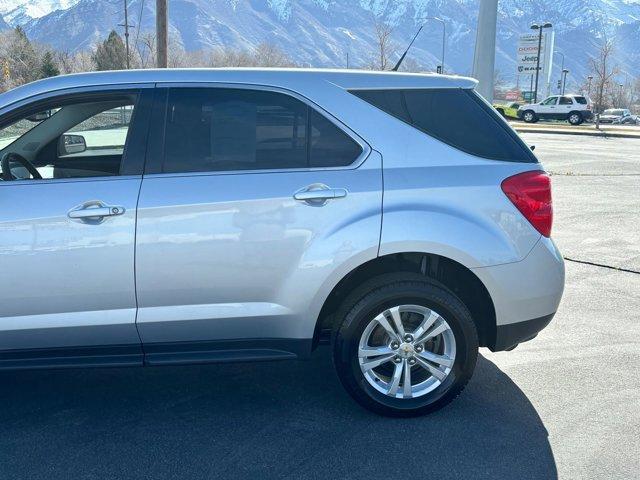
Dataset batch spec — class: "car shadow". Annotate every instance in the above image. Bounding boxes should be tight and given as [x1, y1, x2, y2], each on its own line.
[0, 351, 556, 480]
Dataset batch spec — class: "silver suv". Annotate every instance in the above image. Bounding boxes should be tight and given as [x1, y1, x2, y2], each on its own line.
[0, 70, 564, 416]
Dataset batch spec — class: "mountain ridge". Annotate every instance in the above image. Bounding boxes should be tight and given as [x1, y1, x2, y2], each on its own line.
[1, 0, 638, 88]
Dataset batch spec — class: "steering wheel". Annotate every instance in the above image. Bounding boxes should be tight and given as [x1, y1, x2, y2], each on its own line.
[1, 152, 42, 181]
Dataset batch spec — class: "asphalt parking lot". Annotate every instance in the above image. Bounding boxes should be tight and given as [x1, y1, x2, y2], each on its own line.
[1, 134, 638, 480]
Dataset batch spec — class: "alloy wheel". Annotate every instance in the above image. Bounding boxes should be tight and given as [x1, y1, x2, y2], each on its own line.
[358, 305, 456, 399]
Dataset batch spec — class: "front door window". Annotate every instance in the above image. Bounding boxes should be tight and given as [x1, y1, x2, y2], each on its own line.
[0, 95, 137, 181]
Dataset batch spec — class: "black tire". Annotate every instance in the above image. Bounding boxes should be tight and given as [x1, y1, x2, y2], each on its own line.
[522, 110, 537, 123]
[332, 273, 479, 417]
[568, 111, 583, 125]
[496, 108, 505, 117]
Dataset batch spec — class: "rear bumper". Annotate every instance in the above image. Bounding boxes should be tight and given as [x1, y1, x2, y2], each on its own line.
[472, 236, 565, 351]
[492, 313, 555, 351]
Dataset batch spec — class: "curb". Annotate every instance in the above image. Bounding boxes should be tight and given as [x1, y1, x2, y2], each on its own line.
[514, 128, 640, 139]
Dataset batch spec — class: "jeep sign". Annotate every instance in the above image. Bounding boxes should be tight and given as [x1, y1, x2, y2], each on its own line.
[517, 31, 555, 85]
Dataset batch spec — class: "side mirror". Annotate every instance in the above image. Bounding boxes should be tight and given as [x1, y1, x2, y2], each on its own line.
[26, 110, 52, 122]
[58, 134, 86, 156]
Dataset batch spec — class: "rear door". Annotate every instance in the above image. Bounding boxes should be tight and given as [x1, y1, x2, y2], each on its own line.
[558, 96, 574, 118]
[0, 86, 153, 365]
[135, 85, 381, 359]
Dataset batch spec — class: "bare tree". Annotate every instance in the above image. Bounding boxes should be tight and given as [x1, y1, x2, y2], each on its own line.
[589, 39, 619, 113]
[252, 43, 297, 67]
[0, 27, 41, 90]
[134, 32, 156, 69]
[373, 20, 395, 71]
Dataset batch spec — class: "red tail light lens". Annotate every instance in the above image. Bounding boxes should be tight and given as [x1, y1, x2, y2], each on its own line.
[501, 171, 553, 237]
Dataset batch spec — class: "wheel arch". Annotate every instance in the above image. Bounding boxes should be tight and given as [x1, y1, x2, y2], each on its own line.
[313, 252, 496, 350]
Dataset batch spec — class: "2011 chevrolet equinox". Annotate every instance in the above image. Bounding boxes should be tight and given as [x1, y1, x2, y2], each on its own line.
[0, 69, 564, 416]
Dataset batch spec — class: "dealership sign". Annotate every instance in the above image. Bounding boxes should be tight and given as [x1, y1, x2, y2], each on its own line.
[516, 31, 554, 84]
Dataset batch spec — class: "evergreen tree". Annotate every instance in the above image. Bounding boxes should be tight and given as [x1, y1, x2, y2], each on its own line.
[92, 30, 127, 71]
[39, 51, 60, 78]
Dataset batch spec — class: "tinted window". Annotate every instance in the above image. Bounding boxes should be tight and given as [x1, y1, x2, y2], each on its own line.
[163, 88, 362, 173]
[350, 89, 410, 123]
[574, 96, 587, 105]
[559, 97, 573, 105]
[351, 88, 535, 163]
[541, 97, 558, 105]
[309, 109, 362, 167]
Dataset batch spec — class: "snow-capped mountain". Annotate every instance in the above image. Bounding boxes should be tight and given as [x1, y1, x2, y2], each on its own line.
[2, 0, 639, 86]
[0, 0, 79, 26]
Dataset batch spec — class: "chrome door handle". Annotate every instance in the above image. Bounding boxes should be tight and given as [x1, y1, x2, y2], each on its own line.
[294, 184, 348, 205]
[68, 201, 125, 221]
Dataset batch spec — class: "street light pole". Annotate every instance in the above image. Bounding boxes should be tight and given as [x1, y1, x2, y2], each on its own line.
[530, 22, 552, 103]
[562, 69, 569, 95]
[587, 75, 593, 97]
[619, 83, 624, 107]
[554, 51, 564, 93]
[422, 17, 446, 73]
[530, 73, 534, 97]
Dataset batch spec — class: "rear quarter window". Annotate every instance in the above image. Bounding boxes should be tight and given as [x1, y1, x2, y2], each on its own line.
[574, 97, 587, 105]
[350, 88, 536, 163]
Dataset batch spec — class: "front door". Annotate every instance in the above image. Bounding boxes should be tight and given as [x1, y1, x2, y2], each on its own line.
[0, 87, 152, 366]
[135, 86, 382, 359]
[538, 96, 558, 118]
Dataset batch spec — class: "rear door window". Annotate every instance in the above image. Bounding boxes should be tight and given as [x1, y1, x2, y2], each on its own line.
[351, 88, 536, 163]
[309, 109, 363, 168]
[559, 97, 573, 105]
[162, 88, 362, 173]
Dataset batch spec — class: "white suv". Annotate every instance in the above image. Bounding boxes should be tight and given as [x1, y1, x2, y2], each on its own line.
[518, 94, 593, 125]
[0, 69, 565, 416]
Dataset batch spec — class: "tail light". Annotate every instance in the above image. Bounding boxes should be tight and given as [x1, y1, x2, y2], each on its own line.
[501, 171, 553, 237]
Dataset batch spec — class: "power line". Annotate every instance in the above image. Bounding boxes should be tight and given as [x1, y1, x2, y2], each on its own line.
[134, 0, 146, 52]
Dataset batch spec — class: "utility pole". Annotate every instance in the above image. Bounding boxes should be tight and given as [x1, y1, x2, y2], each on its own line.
[156, 0, 168, 68]
[587, 75, 593, 97]
[472, 0, 498, 101]
[561, 69, 569, 95]
[118, 0, 134, 69]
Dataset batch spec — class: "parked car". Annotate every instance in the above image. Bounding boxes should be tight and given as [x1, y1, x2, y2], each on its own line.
[0, 70, 564, 417]
[598, 108, 633, 124]
[493, 101, 520, 119]
[518, 94, 593, 125]
[623, 115, 640, 125]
